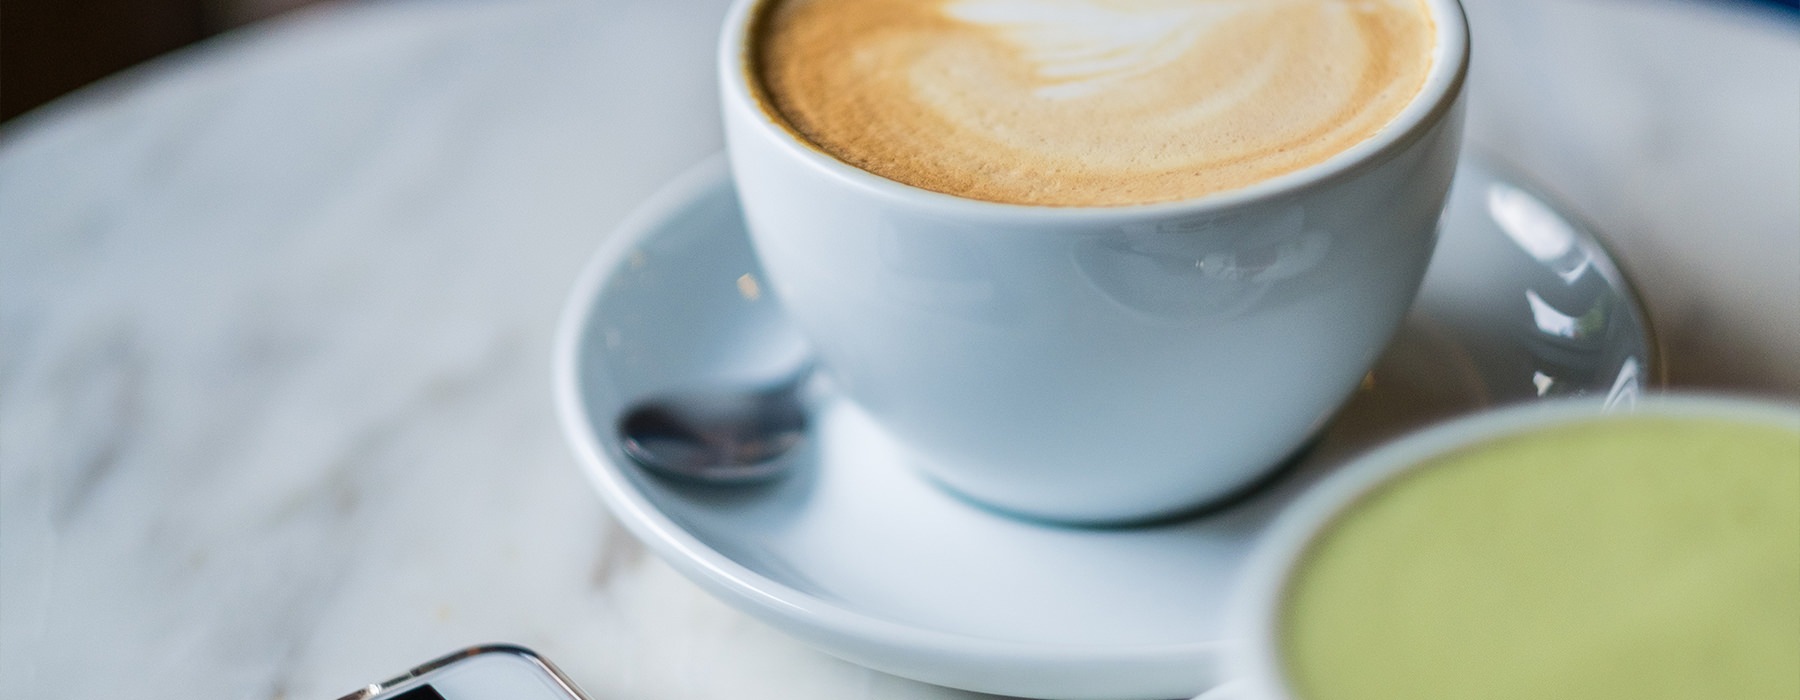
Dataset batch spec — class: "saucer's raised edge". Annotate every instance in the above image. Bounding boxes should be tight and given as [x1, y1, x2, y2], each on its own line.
[1225, 395, 1800, 700]
[550, 154, 1218, 700]
[1462, 150, 1668, 390]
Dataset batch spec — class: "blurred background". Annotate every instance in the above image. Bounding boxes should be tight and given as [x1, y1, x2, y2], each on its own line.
[4, 0, 1797, 123]
[2, 0, 330, 121]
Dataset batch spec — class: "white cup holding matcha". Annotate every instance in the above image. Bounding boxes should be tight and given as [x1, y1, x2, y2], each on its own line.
[1219, 396, 1800, 700]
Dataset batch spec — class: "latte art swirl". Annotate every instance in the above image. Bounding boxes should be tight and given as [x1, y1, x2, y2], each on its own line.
[752, 0, 1436, 206]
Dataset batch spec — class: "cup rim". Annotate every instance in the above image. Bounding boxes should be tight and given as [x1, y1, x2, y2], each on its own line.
[718, 0, 1471, 223]
[1226, 394, 1800, 700]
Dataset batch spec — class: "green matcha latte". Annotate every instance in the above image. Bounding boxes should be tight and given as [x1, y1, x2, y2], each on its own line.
[1280, 416, 1799, 700]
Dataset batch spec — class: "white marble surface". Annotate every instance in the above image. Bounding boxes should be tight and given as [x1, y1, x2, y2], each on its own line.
[0, 1, 1794, 699]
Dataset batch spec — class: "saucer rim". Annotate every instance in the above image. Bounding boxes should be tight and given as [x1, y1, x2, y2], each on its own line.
[1461, 147, 1668, 388]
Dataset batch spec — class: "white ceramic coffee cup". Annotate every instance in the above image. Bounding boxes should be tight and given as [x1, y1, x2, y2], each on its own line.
[719, 0, 1471, 524]
[1220, 395, 1800, 700]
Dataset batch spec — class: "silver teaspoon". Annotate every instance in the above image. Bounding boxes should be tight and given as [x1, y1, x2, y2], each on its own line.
[616, 364, 816, 483]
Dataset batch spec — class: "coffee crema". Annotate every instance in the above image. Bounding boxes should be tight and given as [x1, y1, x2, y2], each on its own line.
[750, 0, 1436, 207]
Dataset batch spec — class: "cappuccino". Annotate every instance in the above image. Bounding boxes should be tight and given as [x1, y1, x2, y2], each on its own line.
[751, 0, 1436, 207]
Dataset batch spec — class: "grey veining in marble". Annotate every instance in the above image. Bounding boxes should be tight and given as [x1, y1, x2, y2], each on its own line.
[0, 0, 1795, 698]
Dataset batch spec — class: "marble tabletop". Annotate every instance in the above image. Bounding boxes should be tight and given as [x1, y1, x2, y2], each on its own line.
[1, 0, 1795, 698]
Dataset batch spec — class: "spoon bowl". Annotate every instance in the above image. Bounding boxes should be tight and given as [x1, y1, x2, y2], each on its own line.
[617, 365, 815, 483]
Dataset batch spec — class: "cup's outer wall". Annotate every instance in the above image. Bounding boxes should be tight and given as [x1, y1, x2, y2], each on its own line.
[720, 0, 1469, 523]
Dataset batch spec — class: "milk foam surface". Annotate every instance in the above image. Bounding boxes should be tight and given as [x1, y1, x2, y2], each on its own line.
[752, 0, 1436, 206]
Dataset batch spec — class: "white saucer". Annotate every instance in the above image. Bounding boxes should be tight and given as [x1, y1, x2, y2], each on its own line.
[553, 154, 1658, 699]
